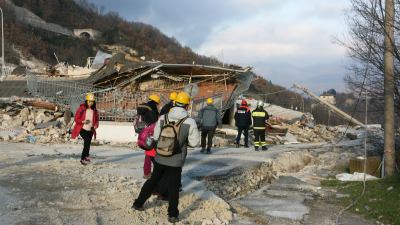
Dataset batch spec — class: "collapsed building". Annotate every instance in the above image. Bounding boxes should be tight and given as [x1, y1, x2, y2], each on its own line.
[27, 53, 255, 124]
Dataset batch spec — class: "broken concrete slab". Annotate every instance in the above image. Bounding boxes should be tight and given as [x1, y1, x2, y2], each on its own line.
[234, 177, 310, 220]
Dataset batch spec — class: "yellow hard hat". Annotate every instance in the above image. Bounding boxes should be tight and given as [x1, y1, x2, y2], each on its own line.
[169, 92, 178, 101]
[206, 98, 213, 105]
[175, 92, 190, 105]
[85, 92, 95, 101]
[149, 94, 161, 104]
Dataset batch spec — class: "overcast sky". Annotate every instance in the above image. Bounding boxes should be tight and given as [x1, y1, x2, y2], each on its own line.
[90, 0, 351, 93]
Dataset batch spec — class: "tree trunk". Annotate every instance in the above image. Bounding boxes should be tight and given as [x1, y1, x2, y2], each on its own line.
[383, 0, 396, 176]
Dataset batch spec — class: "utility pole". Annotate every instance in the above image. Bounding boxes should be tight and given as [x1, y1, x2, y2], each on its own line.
[0, 7, 4, 79]
[383, 0, 396, 176]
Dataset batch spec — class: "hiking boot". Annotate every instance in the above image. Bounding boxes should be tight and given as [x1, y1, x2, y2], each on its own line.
[84, 157, 91, 162]
[200, 148, 206, 153]
[80, 160, 88, 165]
[143, 173, 151, 179]
[206, 149, 211, 154]
[131, 203, 144, 211]
[236, 143, 240, 148]
[254, 146, 259, 151]
[244, 144, 249, 148]
[262, 146, 268, 151]
[168, 216, 179, 223]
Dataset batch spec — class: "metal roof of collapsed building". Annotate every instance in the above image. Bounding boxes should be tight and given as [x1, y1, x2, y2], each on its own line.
[84, 53, 254, 90]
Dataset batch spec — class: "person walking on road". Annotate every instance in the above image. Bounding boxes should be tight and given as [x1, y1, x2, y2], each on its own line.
[137, 94, 161, 179]
[132, 91, 199, 223]
[71, 92, 99, 165]
[160, 92, 177, 115]
[252, 100, 269, 151]
[199, 98, 221, 154]
[235, 99, 252, 148]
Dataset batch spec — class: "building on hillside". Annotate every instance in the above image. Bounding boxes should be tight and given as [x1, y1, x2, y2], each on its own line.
[319, 89, 337, 105]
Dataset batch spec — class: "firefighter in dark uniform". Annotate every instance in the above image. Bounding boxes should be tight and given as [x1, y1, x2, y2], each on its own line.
[251, 100, 269, 151]
[235, 99, 252, 148]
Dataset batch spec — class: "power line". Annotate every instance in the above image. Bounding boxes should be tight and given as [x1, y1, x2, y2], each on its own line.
[249, 89, 291, 96]
[335, 0, 376, 224]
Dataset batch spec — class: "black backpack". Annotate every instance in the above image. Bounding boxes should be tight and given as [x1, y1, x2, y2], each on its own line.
[134, 104, 153, 134]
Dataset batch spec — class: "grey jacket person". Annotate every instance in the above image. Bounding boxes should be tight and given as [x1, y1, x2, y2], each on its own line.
[153, 107, 200, 167]
[199, 104, 222, 129]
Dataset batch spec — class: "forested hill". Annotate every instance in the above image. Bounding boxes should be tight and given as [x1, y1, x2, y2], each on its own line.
[0, 0, 215, 66]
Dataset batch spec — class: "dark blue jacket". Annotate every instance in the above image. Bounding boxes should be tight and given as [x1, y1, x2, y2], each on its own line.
[235, 105, 252, 127]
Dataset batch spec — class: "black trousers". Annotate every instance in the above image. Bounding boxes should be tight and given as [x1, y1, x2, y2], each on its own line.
[201, 128, 215, 150]
[134, 162, 182, 217]
[253, 129, 266, 147]
[236, 126, 249, 146]
[80, 129, 93, 160]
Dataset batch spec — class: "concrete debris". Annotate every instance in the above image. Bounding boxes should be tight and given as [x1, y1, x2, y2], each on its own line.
[299, 112, 315, 128]
[336, 172, 379, 181]
[0, 100, 70, 144]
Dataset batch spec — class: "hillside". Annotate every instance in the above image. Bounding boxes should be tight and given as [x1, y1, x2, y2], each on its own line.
[1, 0, 381, 126]
[0, 0, 215, 66]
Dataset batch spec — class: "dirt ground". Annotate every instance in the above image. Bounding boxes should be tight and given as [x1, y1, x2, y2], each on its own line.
[0, 141, 375, 225]
[0, 143, 232, 225]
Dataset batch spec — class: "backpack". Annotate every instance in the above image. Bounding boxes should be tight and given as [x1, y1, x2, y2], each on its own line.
[137, 123, 156, 150]
[156, 115, 188, 157]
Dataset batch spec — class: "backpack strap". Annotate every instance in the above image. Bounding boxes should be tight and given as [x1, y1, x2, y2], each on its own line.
[137, 104, 153, 111]
[176, 116, 188, 127]
[171, 116, 188, 148]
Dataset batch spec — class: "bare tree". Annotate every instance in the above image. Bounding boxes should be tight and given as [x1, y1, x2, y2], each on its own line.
[341, 0, 400, 124]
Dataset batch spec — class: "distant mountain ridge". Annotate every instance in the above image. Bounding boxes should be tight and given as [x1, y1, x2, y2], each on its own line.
[0, 0, 216, 67]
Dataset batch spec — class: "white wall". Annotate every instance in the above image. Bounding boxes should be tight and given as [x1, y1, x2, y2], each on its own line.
[96, 121, 138, 143]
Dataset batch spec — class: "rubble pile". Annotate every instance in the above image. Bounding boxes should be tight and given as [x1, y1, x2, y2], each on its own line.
[0, 100, 71, 143]
[267, 113, 343, 144]
[286, 123, 342, 143]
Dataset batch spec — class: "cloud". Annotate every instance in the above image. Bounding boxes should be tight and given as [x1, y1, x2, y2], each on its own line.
[197, 15, 347, 62]
[89, 0, 351, 92]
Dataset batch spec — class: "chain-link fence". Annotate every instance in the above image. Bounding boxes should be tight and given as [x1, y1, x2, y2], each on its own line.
[0, 65, 14, 81]
[27, 73, 180, 122]
[26, 70, 253, 122]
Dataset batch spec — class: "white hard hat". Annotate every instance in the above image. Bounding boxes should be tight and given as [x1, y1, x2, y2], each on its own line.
[257, 100, 264, 107]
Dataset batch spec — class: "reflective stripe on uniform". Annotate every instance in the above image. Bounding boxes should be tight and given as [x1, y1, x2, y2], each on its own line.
[255, 142, 267, 147]
[253, 127, 266, 130]
[252, 111, 266, 117]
